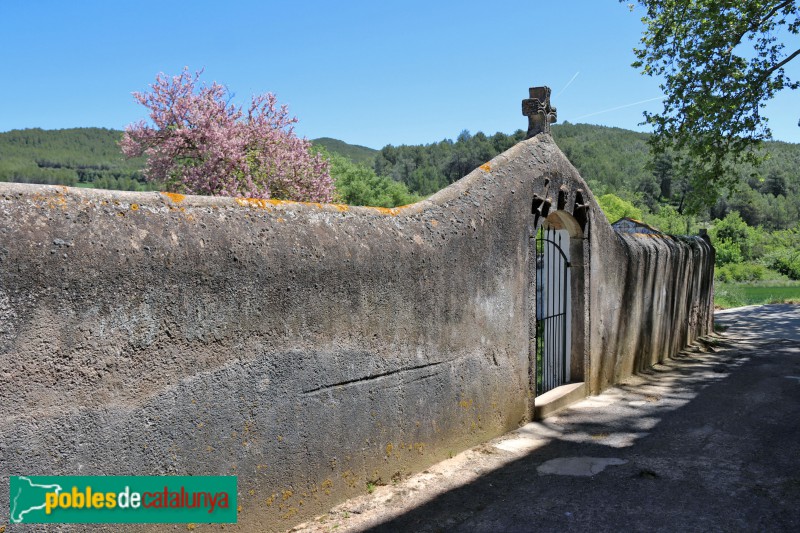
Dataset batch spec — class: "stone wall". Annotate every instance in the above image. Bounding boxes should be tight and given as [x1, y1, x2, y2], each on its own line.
[587, 228, 715, 393]
[0, 133, 714, 531]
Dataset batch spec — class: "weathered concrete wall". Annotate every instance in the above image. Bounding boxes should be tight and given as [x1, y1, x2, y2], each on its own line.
[0, 133, 714, 531]
[586, 228, 715, 394]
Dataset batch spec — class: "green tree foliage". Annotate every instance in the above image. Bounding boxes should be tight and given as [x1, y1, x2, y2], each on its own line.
[550, 123, 653, 198]
[709, 214, 800, 280]
[651, 153, 673, 200]
[625, 0, 800, 212]
[643, 205, 698, 234]
[323, 150, 420, 207]
[710, 211, 758, 265]
[715, 262, 768, 282]
[762, 224, 800, 278]
[373, 129, 525, 196]
[710, 142, 800, 229]
[596, 193, 644, 222]
[761, 169, 788, 196]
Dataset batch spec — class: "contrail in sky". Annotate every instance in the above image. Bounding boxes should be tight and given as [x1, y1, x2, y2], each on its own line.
[556, 72, 580, 97]
[574, 96, 666, 120]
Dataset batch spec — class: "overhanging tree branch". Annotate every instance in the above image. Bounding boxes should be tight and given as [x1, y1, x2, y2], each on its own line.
[727, 0, 796, 53]
[625, 0, 800, 213]
[760, 47, 800, 79]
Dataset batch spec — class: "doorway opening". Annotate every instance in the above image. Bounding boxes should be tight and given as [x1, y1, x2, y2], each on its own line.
[529, 207, 587, 418]
[535, 224, 571, 393]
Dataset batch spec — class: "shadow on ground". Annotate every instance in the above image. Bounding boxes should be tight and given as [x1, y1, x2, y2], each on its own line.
[361, 337, 800, 532]
[716, 303, 800, 342]
[290, 305, 800, 533]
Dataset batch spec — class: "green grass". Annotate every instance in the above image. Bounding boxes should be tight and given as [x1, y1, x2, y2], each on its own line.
[715, 282, 800, 309]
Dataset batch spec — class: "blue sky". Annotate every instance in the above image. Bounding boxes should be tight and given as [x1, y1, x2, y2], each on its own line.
[1, 0, 798, 148]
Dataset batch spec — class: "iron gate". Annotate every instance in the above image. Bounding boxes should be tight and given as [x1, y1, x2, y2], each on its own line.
[535, 225, 570, 394]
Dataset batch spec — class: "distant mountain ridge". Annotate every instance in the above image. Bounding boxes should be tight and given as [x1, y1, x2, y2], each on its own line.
[311, 137, 378, 165]
[2, 126, 798, 230]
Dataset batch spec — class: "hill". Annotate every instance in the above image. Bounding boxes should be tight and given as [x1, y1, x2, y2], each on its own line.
[311, 137, 378, 166]
[0, 127, 153, 191]
[553, 123, 800, 230]
[0, 128, 379, 191]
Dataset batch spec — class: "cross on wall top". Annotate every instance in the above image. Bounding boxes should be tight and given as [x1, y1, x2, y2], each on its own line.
[522, 86, 557, 138]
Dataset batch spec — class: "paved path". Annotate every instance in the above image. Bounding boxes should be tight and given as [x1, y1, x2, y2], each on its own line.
[715, 303, 800, 341]
[292, 304, 800, 533]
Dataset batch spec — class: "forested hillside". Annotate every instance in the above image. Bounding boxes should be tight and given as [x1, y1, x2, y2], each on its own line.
[552, 124, 800, 231]
[373, 129, 527, 196]
[311, 137, 377, 166]
[0, 128, 155, 191]
[2, 124, 798, 231]
[373, 123, 800, 231]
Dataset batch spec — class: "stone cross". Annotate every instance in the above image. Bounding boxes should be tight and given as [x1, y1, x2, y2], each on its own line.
[522, 86, 557, 138]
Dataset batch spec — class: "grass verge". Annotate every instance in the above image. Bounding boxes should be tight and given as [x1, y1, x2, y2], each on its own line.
[715, 282, 800, 309]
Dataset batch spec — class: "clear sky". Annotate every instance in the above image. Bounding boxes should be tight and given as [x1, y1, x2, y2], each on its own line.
[1, 0, 798, 148]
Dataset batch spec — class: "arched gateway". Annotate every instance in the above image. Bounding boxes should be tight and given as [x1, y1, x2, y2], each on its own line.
[532, 210, 586, 397]
[535, 223, 571, 392]
[524, 87, 589, 413]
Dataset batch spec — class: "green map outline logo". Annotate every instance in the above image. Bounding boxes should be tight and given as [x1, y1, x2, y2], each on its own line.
[10, 476, 64, 523]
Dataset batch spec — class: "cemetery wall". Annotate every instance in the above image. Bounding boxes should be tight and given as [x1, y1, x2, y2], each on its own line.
[0, 134, 713, 531]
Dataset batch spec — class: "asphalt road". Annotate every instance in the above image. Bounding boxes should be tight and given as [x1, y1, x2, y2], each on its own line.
[716, 303, 800, 342]
[293, 304, 800, 533]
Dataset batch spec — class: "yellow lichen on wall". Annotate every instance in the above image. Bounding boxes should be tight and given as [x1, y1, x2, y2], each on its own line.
[366, 206, 402, 216]
[235, 198, 271, 209]
[341, 470, 357, 488]
[161, 192, 186, 203]
[31, 191, 68, 210]
[227, 195, 417, 217]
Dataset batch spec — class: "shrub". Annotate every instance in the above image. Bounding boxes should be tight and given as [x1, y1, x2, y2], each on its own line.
[715, 262, 767, 282]
[765, 250, 800, 280]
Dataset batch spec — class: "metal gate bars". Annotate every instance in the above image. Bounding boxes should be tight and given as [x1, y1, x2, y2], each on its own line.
[535, 225, 570, 394]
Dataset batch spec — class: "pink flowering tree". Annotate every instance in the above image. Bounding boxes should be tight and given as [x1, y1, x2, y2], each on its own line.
[121, 68, 333, 202]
